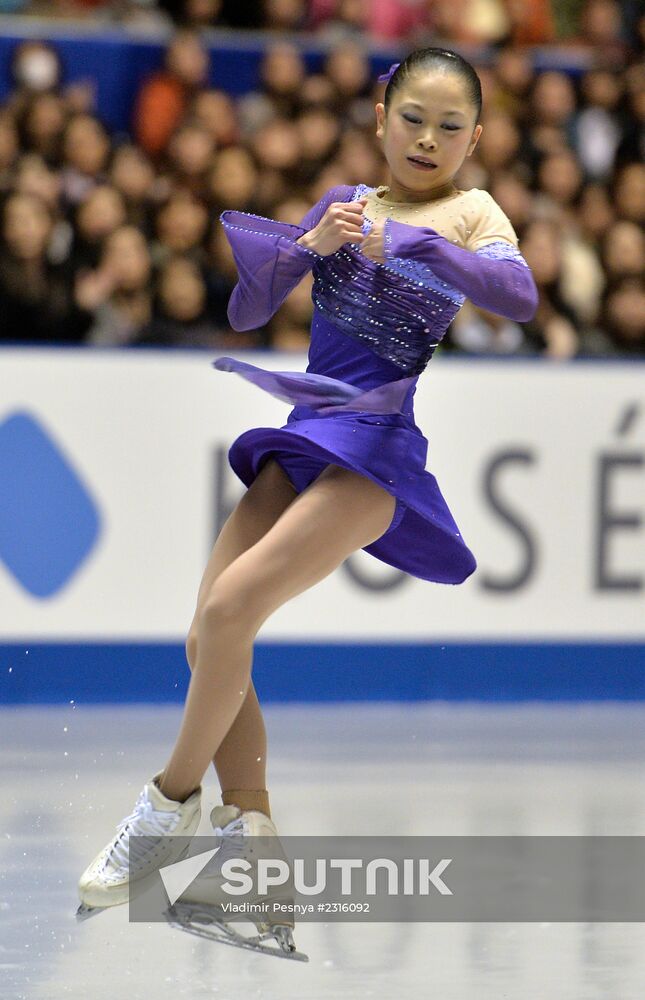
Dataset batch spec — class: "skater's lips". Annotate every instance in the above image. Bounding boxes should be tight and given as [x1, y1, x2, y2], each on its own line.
[408, 154, 437, 167]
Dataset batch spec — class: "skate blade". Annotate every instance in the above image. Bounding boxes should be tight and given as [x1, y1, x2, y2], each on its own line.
[75, 902, 106, 922]
[166, 904, 309, 962]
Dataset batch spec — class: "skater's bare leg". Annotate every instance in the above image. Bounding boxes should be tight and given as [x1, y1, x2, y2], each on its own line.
[214, 684, 270, 815]
[159, 465, 396, 802]
[185, 459, 298, 811]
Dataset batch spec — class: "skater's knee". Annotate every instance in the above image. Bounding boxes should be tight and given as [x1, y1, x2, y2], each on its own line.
[198, 583, 257, 639]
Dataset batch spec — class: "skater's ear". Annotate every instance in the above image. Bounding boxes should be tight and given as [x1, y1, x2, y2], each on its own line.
[466, 122, 483, 157]
[375, 102, 386, 139]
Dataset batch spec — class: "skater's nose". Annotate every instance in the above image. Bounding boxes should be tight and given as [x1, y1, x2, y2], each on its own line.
[416, 133, 438, 151]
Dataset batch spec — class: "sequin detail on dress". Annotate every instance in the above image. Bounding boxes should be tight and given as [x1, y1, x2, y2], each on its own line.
[474, 241, 528, 265]
[310, 184, 465, 376]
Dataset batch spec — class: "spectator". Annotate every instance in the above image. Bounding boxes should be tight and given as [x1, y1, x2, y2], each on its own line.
[170, 0, 223, 29]
[13, 152, 71, 263]
[607, 279, 645, 352]
[136, 256, 215, 347]
[263, 0, 307, 32]
[309, 0, 368, 39]
[9, 40, 63, 101]
[594, 278, 645, 356]
[579, 0, 631, 66]
[13, 153, 62, 212]
[237, 44, 306, 133]
[250, 117, 302, 186]
[60, 113, 111, 204]
[166, 121, 216, 197]
[0, 15, 640, 361]
[17, 92, 66, 164]
[295, 108, 342, 183]
[153, 191, 209, 263]
[368, 0, 430, 41]
[507, 0, 556, 45]
[78, 225, 152, 345]
[133, 30, 209, 158]
[299, 74, 337, 111]
[601, 221, 645, 280]
[0, 113, 19, 188]
[324, 42, 371, 113]
[519, 218, 580, 359]
[0, 192, 90, 344]
[489, 172, 534, 232]
[207, 146, 259, 212]
[494, 47, 534, 118]
[536, 150, 584, 217]
[476, 112, 522, 175]
[191, 89, 239, 148]
[575, 69, 624, 180]
[216, 0, 265, 28]
[205, 221, 262, 347]
[575, 182, 615, 243]
[69, 184, 127, 271]
[335, 130, 382, 187]
[612, 163, 644, 223]
[615, 64, 644, 165]
[448, 302, 530, 356]
[527, 71, 577, 145]
[269, 275, 313, 350]
[109, 143, 160, 229]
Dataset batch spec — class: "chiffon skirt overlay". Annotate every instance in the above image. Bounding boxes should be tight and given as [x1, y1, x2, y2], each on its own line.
[213, 316, 476, 584]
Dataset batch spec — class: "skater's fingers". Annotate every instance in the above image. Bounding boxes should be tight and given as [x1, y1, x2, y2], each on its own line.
[333, 210, 365, 229]
[343, 199, 369, 213]
[328, 201, 366, 218]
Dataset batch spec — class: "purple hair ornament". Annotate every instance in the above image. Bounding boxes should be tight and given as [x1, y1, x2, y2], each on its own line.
[377, 62, 400, 84]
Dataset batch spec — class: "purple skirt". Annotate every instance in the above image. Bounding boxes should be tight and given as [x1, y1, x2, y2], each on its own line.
[213, 356, 476, 584]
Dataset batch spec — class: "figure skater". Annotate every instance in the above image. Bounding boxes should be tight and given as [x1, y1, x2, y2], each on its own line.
[77, 47, 538, 954]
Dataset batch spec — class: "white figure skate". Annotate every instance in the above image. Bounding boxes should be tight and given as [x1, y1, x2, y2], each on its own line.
[166, 805, 308, 962]
[76, 772, 201, 920]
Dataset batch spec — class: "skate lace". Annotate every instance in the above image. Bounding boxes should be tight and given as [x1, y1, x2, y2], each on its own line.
[101, 788, 181, 875]
[212, 816, 250, 869]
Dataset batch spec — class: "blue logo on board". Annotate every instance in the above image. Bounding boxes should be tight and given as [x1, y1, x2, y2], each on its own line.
[0, 411, 102, 598]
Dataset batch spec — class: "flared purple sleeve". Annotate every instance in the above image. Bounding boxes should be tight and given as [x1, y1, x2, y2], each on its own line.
[221, 185, 356, 331]
[384, 220, 539, 323]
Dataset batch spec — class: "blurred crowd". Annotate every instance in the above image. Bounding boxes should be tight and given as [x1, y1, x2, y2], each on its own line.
[5, 0, 644, 47]
[0, 0, 642, 358]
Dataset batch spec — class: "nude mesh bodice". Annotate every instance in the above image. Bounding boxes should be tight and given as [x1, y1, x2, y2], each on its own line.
[310, 183, 522, 376]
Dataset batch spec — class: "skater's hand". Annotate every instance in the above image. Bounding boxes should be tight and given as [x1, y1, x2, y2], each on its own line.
[296, 198, 367, 256]
[360, 218, 385, 264]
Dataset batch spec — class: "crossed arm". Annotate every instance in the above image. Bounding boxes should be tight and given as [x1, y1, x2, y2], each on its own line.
[221, 189, 538, 331]
[369, 218, 539, 323]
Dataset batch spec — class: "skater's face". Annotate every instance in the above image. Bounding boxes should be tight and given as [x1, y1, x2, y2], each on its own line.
[375, 70, 482, 201]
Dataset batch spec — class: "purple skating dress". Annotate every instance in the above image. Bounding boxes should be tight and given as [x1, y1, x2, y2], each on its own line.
[213, 184, 538, 584]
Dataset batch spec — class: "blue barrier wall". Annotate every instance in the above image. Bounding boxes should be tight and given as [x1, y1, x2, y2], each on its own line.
[1, 642, 644, 704]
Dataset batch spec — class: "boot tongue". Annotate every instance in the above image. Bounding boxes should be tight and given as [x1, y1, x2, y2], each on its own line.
[210, 804, 242, 829]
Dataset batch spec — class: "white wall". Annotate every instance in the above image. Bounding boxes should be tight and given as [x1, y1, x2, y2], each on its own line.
[1, 349, 643, 642]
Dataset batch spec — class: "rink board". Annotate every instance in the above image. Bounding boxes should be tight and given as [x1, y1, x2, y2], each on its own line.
[1, 641, 645, 703]
[1, 348, 644, 702]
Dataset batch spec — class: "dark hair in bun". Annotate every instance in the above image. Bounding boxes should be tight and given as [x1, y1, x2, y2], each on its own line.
[383, 47, 483, 123]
